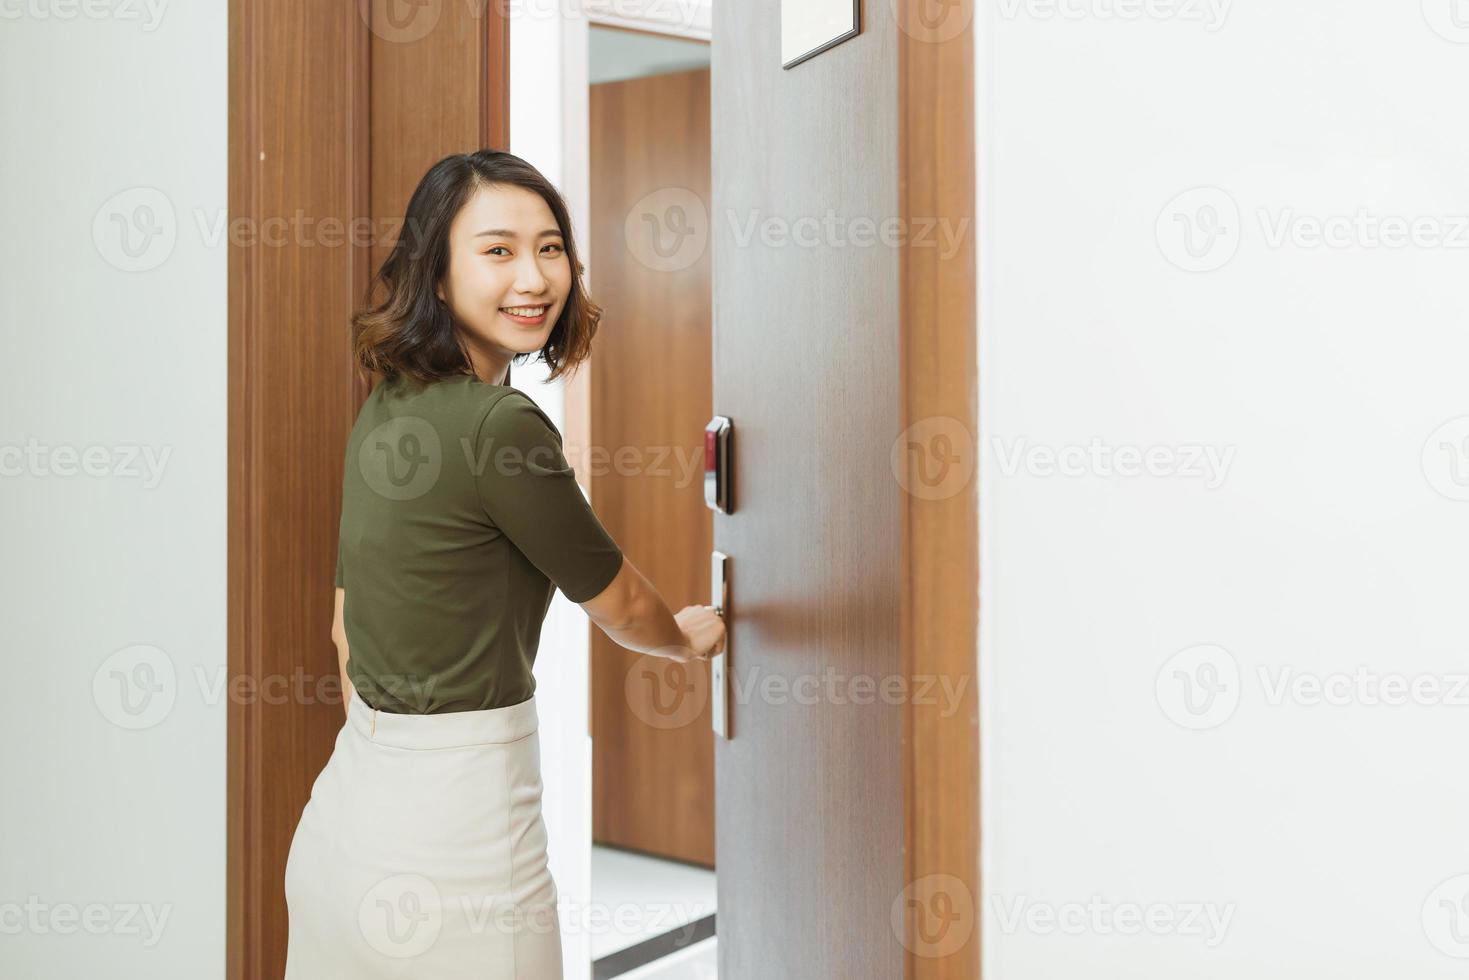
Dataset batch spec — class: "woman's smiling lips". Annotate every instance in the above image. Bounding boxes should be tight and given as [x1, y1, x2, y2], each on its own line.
[500, 303, 549, 326]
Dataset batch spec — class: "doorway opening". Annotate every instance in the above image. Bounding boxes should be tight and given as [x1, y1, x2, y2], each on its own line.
[585, 19, 716, 980]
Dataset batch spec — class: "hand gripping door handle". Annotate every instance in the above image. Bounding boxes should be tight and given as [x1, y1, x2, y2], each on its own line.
[711, 550, 730, 739]
[706, 416, 732, 738]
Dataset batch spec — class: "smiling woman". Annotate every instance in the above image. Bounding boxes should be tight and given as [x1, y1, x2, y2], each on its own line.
[348, 150, 605, 388]
[283, 149, 725, 978]
[435, 195, 568, 369]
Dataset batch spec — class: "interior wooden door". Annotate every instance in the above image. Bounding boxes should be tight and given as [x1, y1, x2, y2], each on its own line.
[710, 1, 907, 976]
[588, 66, 715, 866]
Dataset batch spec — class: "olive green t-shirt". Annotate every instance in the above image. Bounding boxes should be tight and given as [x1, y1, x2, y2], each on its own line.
[333, 373, 624, 714]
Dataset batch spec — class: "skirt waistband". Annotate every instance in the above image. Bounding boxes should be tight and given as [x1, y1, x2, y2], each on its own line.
[347, 687, 539, 749]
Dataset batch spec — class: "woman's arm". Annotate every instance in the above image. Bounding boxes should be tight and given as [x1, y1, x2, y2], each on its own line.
[331, 586, 353, 718]
[470, 393, 725, 660]
[580, 556, 725, 662]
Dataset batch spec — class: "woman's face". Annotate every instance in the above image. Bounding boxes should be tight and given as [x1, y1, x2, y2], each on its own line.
[436, 183, 572, 381]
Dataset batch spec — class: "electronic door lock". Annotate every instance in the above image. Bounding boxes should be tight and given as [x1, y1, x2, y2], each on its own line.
[704, 416, 733, 514]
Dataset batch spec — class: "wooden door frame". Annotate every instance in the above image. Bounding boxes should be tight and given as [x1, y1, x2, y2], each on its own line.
[227, 1, 509, 976]
[585, 0, 712, 40]
[897, 1, 980, 976]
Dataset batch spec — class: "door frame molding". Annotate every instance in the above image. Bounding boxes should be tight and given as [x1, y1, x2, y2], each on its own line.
[584, 0, 712, 40]
[898, 2, 980, 977]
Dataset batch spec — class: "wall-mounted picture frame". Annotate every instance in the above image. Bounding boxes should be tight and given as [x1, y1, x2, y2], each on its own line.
[781, 0, 860, 69]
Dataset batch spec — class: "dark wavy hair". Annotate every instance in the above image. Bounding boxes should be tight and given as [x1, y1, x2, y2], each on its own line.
[350, 149, 603, 387]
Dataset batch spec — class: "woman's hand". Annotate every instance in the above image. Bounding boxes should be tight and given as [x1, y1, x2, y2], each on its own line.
[671, 604, 726, 662]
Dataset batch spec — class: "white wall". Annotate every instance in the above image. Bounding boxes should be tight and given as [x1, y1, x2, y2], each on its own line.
[979, 2, 1469, 976]
[0, 2, 226, 976]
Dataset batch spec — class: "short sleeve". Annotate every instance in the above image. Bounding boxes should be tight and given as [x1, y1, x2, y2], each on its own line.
[474, 392, 625, 602]
[334, 530, 344, 588]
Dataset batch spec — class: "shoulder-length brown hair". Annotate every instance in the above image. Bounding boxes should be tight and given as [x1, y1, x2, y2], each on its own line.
[350, 149, 602, 387]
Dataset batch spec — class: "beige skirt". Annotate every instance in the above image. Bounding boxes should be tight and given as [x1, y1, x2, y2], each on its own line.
[284, 687, 563, 978]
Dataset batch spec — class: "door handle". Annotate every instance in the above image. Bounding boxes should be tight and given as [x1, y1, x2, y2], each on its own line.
[711, 549, 730, 739]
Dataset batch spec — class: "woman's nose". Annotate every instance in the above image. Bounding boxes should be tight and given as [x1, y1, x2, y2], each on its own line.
[514, 257, 549, 294]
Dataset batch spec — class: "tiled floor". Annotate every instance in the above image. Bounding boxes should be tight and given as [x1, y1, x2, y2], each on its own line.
[591, 844, 717, 977]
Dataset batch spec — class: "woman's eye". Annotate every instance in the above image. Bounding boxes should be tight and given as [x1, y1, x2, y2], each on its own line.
[484, 244, 561, 256]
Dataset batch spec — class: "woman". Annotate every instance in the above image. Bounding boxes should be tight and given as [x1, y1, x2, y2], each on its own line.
[283, 149, 726, 978]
